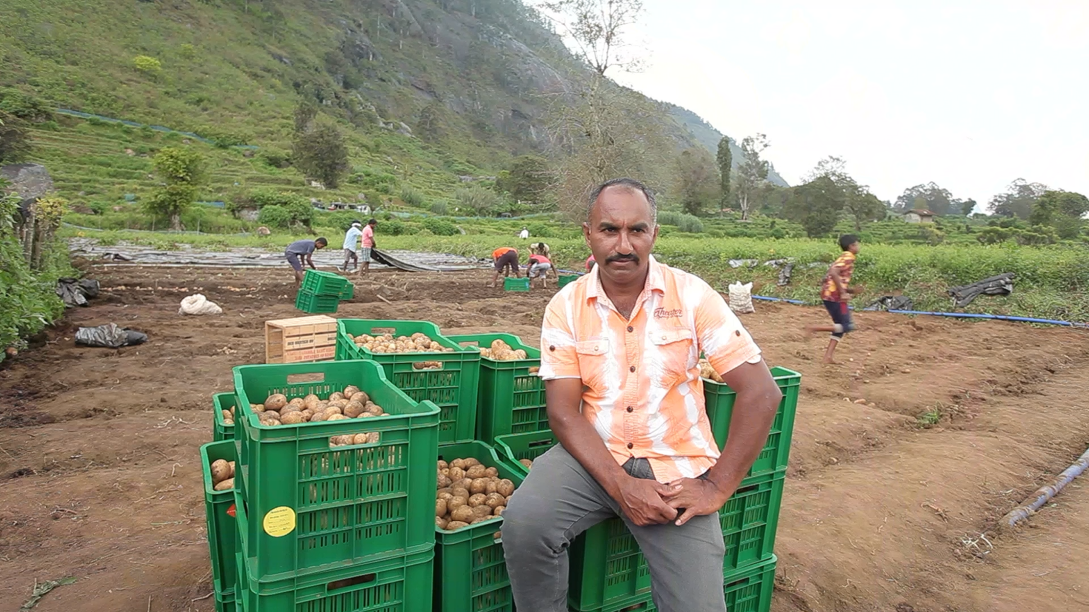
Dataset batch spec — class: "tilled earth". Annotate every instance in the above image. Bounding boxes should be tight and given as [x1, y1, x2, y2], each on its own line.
[2, 264, 1089, 612]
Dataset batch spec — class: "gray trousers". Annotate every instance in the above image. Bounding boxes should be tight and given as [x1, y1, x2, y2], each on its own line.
[502, 444, 727, 612]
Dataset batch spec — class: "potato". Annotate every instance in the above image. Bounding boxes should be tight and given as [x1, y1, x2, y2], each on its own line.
[436, 516, 449, 529]
[281, 411, 306, 425]
[484, 467, 499, 478]
[366, 432, 381, 444]
[309, 411, 329, 422]
[327, 414, 349, 421]
[251, 403, 265, 413]
[496, 479, 515, 497]
[265, 419, 282, 427]
[438, 474, 452, 488]
[463, 458, 481, 468]
[300, 409, 314, 421]
[228, 461, 236, 477]
[446, 521, 469, 530]
[289, 397, 305, 408]
[448, 496, 468, 513]
[451, 505, 474, 523]
[466, 465, 487, 479]
[494, 505, 505, 516]
[357, 413, 374, 419]
[519, 459, 533, 469]
[448, 466, 466, 482]
[348, 433, 365, 445]
[436, 498, 448, 518]
[437, 460, 449, 470]
[468, 493, 488, 508]
[303, 394, 320, 410]
[343, 402, 366, 418]
[329, 399, 349, 409]
[485, 493, 505, 509]
[437, 491, 454, 502]
[280, 404, 301, 414]
[324, 405, 343, 416]
[264, 394, 288, 411]
[451, 487, 470, 500]
[471, 505, 494, 519]
[469, 478, 488, 495]
[353, 390, 370, 405]
[213, 477, 234, 491]
[329, 392, 345, 402]
[330, 435, 352, 446]
[451, 459, 467, 470]
[221, 409, 232, 422]
[210, 459, 231, 484]
[440, 468, 450, 476]
[485, 480, 499, 495]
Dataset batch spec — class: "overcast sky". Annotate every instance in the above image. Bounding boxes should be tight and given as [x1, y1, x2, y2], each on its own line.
[605, 0, 1089, 206]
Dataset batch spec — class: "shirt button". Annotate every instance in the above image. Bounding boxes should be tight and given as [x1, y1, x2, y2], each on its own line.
[627, 326, 634, 333]
[629, 365, 636, 372]
[627, 443, 634, 449]
[626, 406, 633, 413]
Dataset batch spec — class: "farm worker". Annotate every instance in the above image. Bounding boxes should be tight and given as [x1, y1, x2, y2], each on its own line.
[285, 237, 327, 285]
[806, 234, 862, 363]
[525, 252, 552, 288]
[519, 226, 530, 239]
[585, 254, 596, 272]
[529, 242, 557, 282]
[358, 218, 377, 275]
[502, 178, 782, 612]
[341, 220, 363, 272]
[487, 246, 520, 287]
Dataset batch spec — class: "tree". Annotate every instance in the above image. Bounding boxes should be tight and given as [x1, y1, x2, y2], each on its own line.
[961, 199, 977, 217]
[989, 179, 1048, 219]
[537, 0, 645, 75]
[735, 134, 769, 221]
[496, 155, 552, 207]
[783, 175, 846, 237]
[1029, 190, 1089, 239]
[673, 147, 720, 217]
[0, 111, 30, 164]
[716, 136, 732, 211]
[893, 182, 958, 215]
[804, 156, 885, 231]
[293, 123, 350, 189]
[293, 101, 317, 135]
[416, 101, 447, 143]
[146, 147, 205, 230]
[455, 185, 502, 216]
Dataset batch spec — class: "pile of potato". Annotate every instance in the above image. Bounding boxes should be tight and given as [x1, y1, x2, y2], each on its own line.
[477, 339, 528, 361]
[518, 458, 533, 469]
[248, 386, 386, 445]
[210, 457, 236, 491]
[698, 358, 724, 383]
[221, 405, 235, 427]
[348, 332, 456, 354]
[436, 457, 517, 531]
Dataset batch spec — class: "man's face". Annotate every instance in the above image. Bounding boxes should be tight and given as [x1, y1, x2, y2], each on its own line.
[583, 186, 658, 287]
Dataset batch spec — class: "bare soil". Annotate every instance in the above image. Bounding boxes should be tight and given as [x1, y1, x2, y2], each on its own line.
[2, 264, 1088, 612]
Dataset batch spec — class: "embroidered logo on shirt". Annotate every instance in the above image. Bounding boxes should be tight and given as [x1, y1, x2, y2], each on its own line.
[653, 308, 683, 319]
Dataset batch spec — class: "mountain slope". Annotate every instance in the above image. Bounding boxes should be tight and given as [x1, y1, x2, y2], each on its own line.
[667, 104, 789, 187]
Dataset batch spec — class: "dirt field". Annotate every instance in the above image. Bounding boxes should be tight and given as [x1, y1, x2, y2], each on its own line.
[3, 264, 1089, 612]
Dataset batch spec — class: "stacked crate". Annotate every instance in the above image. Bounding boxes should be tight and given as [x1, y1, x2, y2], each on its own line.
[264, 316, 337, 364]
[295, 270, 354, 314]
[229, 359, 441, 612]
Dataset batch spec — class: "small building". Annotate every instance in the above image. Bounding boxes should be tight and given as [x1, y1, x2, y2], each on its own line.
[902, 209, 937, 224]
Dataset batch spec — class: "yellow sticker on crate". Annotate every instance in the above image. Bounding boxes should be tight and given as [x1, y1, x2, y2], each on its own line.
[263, 506, 296, 537]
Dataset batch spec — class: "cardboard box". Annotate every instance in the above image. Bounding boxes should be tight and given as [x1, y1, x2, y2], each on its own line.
[265, 315, 337, 364]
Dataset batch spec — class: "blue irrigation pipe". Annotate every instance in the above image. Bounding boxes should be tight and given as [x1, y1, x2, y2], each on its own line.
[750, 294, 1087, 328]
[1001, 445, 1089, 528]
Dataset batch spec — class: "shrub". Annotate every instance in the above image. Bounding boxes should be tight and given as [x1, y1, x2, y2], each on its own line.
[526, 222, 554, 238]
[0, 89, 54, 122]
[455, 185, 501, 216]
[133, 55, 163, 76]
[421, 217, 457, 236]
[260, 150, 292, 168]
[676, 214, 704, 234]
[430, 200, 448, 215]
[257, 205, 293, 228]
[400, 186, 425, 207]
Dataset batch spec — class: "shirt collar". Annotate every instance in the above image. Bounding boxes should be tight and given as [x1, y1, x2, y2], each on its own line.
[586, 255, 665, 303]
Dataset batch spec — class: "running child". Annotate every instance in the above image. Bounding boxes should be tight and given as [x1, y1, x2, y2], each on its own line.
[808, 234, 861, 363]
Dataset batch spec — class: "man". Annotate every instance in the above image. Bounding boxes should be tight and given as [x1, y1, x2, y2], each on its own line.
[502, 178, 782, 612]
[487, 246, 520, 288]
[285, 237, 327, 285]
[525, 249, 552, 288]
[359, 218, 377, 275]
[341, 220, 363, 272]
[519, 226, 530, 239]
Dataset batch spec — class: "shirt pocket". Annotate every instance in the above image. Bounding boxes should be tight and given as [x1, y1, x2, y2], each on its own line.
[575, 339, 610, 392]
[649, 328, 695, 387]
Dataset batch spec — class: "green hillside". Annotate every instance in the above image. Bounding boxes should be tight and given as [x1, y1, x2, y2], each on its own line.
[0, 0, 772, 205]
[667, 104, 789, 187]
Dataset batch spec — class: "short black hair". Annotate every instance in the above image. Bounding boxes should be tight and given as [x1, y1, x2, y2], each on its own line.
[315, 237, 328, 246]
[838, 234, 860, 251]
[587, 178, 657, 223]
[368, 218, 377, 225]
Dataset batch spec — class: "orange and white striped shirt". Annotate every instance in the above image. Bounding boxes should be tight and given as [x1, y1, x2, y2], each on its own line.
[539, 256, 762, 483]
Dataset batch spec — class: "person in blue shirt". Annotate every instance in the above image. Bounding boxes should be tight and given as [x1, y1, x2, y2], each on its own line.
[341, 221, 363, 272]
[285, 237, 327, 285]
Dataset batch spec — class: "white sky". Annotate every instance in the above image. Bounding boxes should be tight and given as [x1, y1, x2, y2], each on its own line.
[606, 0, 1089, 205]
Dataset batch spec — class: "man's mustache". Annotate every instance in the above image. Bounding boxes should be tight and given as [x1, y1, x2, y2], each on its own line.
[606, 253, 639, 264]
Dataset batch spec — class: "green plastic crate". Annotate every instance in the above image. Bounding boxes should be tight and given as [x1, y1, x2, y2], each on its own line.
[338, 281, 355, 300]
[295, 290, 340, 314]
[722, 555, 776, 612]
[235, 544, 434, 612]
[336, 319, 480, 444]
[434, 441, 526, 612]
[449, 333, 547, 444]
[503, 277, 530, 292]
[569, 593, 655, 612]
[568, 470, 784, 611]
[201, 440, 238, 604]
[301, 270, 350, 296]
[232, 359, 440, 584]
[214, 592, 236, 612]
[557, 274, 579, 289]
[213, 392, 236, 442]
[493, 429, 558, 479]
[704, 366, 800, 478]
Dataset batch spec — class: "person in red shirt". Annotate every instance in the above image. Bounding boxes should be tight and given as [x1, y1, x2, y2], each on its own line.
[487, 246, 521, 287]
[807, 234, 861, 363]
[358, 219, 377, 276]
[526, 250, 553, 288]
